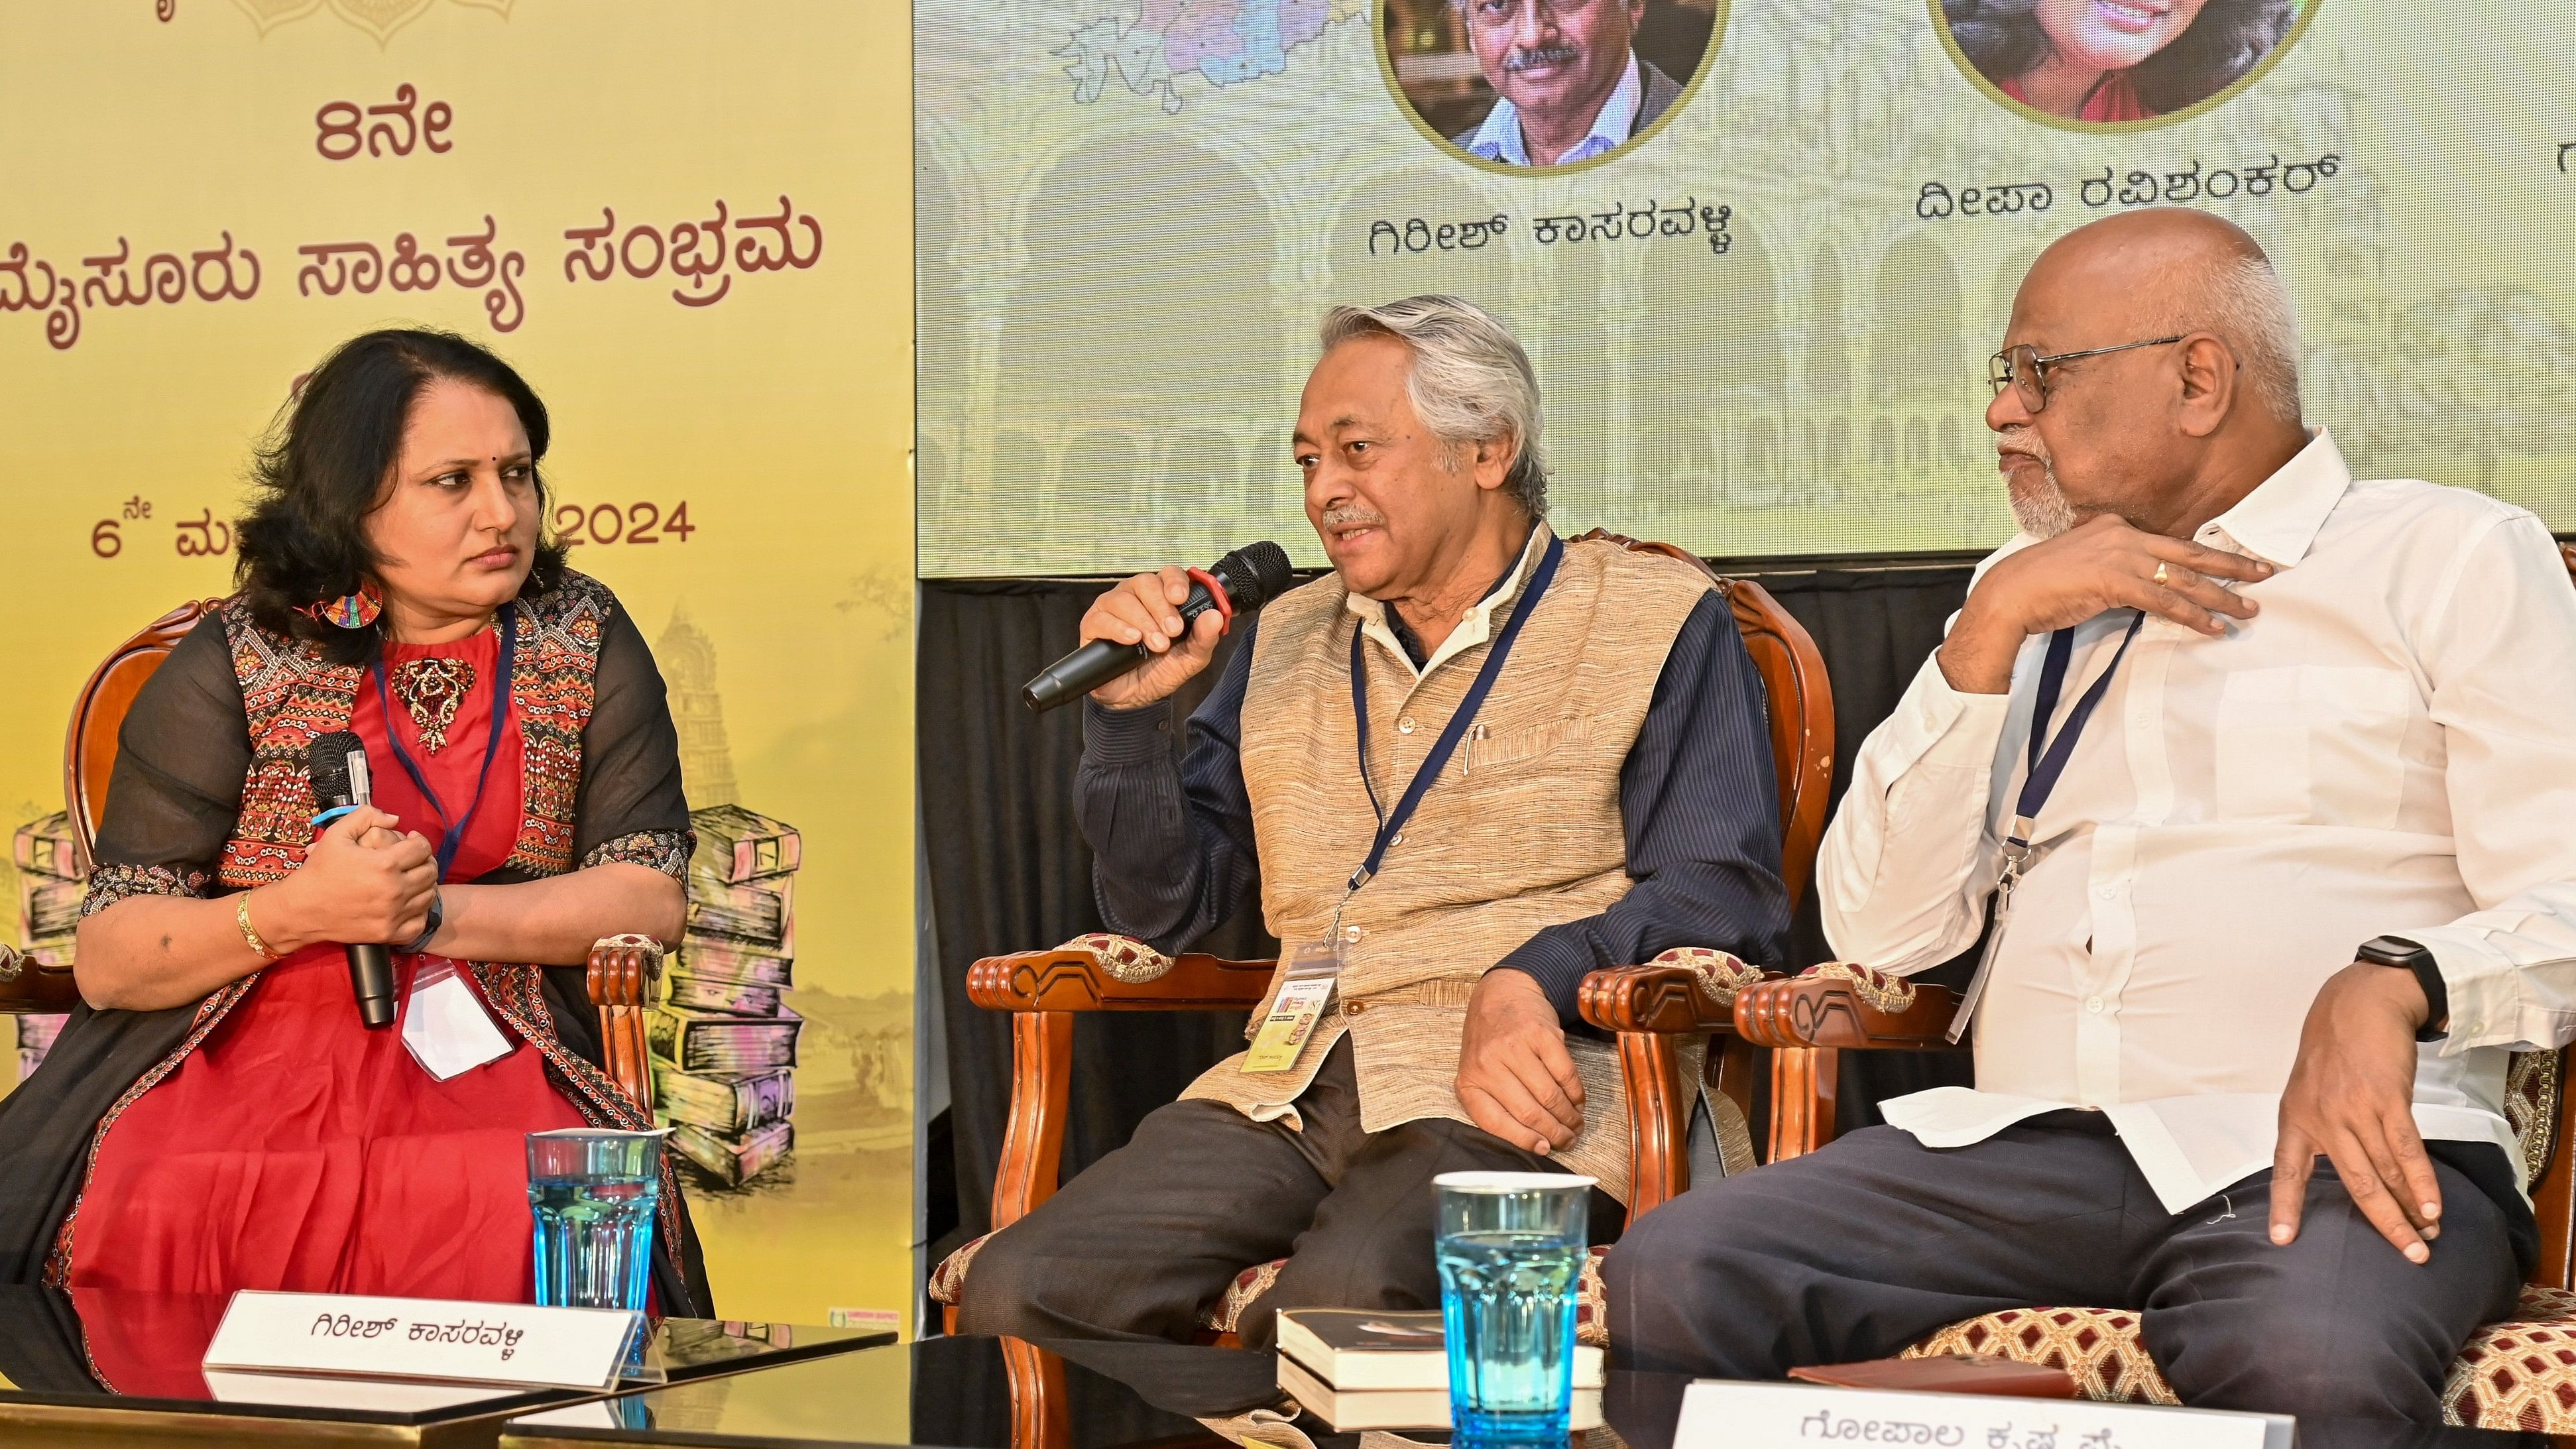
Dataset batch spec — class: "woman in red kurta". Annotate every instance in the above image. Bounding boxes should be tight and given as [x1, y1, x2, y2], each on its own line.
[0, 329, 709, 1313]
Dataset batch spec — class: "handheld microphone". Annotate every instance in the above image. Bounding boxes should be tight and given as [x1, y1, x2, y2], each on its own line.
[308, 730, 398, 1029]
[1023, 540, 1297, 712]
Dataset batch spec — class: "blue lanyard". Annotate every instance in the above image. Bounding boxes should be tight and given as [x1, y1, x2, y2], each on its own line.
[2002, 610, 2144, 866]
[371, 616, 515, 882]
[1346, 532, 1564, 892]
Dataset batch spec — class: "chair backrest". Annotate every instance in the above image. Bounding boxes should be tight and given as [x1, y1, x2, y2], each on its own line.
[1568, 530, 1836, 908]
[65, 599, 225, 876]
[2534, 544, 2576, 1287]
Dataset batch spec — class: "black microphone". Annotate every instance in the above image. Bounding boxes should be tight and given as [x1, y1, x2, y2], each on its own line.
[1024, 541, 1296, 712]
[308, 730, 398, 1029]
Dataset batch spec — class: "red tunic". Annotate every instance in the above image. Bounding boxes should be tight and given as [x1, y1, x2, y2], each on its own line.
[2001, 70, 2153, 121]
[68, 628, 589, 1301]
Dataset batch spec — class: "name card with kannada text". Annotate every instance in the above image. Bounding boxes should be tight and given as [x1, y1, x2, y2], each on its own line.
[1674, 1379, 2292, 1449]
[202, 1291, 642, 1391]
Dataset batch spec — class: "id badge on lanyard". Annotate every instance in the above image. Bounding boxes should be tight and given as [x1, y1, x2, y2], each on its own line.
[1244, 939, 1343, 1072]
[1946, 611, 2143, 1043]
[1239, 533, 1566, 1075]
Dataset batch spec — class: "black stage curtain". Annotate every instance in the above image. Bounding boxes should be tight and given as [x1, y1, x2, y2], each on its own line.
[919, 558, 1980, 1262]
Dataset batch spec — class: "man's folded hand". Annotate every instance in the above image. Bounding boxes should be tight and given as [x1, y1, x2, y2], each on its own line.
[1457, 967, 1585, 1155]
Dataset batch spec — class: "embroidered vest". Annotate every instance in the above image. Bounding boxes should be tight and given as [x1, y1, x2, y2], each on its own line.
[1178, 530, 1715, 1200]
[218, 575, 611, 886]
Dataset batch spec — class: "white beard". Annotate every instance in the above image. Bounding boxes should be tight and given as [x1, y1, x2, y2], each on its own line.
[2002, 439, 2078, 540]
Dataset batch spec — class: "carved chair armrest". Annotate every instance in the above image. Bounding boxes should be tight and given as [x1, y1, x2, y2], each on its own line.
[587, 934, 666, 1009]
[587, 934, 666, 1115]
[1579, 950, 1775, 1218]
[0, 943, 82, 1015]
[1733, 964, 1967, 1050]
[969, 934, 1273, 1240]
[1577, 959, 1779, 1036]
[966, 936, 1275, 1014]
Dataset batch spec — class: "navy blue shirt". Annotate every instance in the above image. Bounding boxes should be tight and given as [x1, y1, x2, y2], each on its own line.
[1074, 588, 1792, 1025]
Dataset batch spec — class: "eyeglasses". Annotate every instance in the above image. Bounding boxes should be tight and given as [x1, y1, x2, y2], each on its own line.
[1987, 335, 2185, 413]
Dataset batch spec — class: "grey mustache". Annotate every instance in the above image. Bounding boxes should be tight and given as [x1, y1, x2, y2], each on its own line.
[1504, 44, 1580, 72]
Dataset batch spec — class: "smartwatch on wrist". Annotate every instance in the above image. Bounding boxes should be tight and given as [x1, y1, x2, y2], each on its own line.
[400, 890, 444, 956]
[2357, 935, 2447, 1041]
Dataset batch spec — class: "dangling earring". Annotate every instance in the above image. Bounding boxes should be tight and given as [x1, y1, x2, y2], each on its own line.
[298, 583, 382, 630]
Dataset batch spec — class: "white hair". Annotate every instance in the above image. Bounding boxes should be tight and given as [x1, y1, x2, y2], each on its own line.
[2168, 253, 2304, 424]
[1318, 294, 1550, 518]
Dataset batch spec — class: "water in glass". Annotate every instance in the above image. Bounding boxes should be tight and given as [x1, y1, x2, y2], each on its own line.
[1435, 1171, 1592, 1448]
[527, 1128, 663, 1316]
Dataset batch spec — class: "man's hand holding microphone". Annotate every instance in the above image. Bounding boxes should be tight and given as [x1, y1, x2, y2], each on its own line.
[1077, 567, 1229, 709]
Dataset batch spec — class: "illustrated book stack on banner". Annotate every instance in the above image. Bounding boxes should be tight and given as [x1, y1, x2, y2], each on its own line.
[12, 812, 82, 1078]
[649, 803, 803, 1186]
[1274, 1309, 1604, 1432]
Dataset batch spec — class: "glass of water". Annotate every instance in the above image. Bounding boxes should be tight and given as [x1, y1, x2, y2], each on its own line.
[1435, 1171, 1594, 1448]
[528, 1128, 664, 1322]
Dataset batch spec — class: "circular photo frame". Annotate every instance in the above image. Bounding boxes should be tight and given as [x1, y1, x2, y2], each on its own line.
[1379, 0, 1727, 174]
[1932, 0, 2319, 131]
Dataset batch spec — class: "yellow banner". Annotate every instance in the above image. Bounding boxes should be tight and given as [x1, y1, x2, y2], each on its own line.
[0, 0, 914, 1334]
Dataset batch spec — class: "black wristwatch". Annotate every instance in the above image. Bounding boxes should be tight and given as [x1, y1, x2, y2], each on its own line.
[401, 890, 444, 956]
[2357, 935, 2447, 1042]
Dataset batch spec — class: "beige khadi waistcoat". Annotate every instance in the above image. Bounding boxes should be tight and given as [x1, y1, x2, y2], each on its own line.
[1177, 524, 1716, 1202]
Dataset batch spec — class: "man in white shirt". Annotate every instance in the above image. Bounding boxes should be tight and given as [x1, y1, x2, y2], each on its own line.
[1450, 0, 1680, 167]
[1604, 207, 2576, 1424]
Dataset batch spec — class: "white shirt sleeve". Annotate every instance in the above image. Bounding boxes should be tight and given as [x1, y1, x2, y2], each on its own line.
[1816, 624, 2017, 974]
[2394, 512, 2576, 1055]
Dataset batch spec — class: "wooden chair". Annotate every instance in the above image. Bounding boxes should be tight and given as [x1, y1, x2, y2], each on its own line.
[13, 599, 663, 1114]
[929, 533, 1834, 1344]
[1699, 544, 2576, 1431]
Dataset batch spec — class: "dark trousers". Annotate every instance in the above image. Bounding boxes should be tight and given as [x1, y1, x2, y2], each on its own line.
[958, 1039, 1620, 1350]
[1604, 1115, 2524, 1424]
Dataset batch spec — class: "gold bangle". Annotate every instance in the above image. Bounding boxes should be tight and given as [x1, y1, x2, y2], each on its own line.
[236, 889, 284, 962]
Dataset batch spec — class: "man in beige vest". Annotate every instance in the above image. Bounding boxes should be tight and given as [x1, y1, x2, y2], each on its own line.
[959, 294, 1789, 1348]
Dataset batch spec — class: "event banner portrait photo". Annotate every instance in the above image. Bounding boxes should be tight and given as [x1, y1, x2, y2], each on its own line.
[917, 0, 2573, 577]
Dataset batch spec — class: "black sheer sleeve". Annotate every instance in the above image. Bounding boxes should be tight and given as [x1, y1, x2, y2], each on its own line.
[569, 599, 695, 881]
[82, 616, 251, 915]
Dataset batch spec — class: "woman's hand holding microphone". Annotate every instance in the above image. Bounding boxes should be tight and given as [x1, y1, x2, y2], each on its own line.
[245, 807, 438, 958]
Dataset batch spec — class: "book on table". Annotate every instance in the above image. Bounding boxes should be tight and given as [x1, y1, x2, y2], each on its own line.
[1275, 1356, 1602, 1432]
[1273, 1308, 1603, 1391]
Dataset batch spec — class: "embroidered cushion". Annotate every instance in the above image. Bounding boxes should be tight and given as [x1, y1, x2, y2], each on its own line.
[1059, 933, 1178, 984]
[927, 1233, 986, 1307]
[1902, 1287, 2576, 1431]
[1649, 946, 1763, 1007]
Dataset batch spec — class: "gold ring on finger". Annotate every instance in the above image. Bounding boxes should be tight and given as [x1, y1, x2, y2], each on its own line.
[2152, 562, 2170, 587]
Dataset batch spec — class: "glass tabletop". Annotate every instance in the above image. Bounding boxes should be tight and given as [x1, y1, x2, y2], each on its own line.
[503, 1337, 2576, 1449]
[0, 1285, 890, 1428]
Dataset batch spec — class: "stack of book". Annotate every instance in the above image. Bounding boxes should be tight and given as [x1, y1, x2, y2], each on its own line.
[1274, 1308, 1604, 1432]
[650, 804, 803, 1187]
[11, 813, 81, 1079]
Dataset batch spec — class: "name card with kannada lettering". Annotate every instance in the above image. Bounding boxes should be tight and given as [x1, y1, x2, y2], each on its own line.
[202, 1291, 642, 1391]
[1674, 1379, 2292, 1449]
